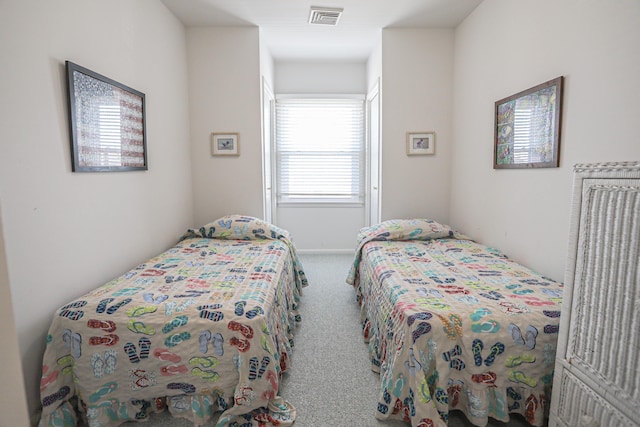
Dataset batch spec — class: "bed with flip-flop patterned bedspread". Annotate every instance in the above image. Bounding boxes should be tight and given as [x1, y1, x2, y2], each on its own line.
[346, 219, 563, 427]
[38, 215, 307, 427]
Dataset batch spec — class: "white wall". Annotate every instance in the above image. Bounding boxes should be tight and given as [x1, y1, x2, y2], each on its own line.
[187, 27, 264, 226]
[366, 42, 383, 226]
[0, 0, 193, 420]
[273, 61, 367, 251]
[275, 61, 367, 95]
[451, 0, 640, 280]
[366, 39, 383, 94]
[260, 29, 275, 91]
[260, 30, 276, 223]
[380, 29, 455, 223]
[0, 204, 30, 427]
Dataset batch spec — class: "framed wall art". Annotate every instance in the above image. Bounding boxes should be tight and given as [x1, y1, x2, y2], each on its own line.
[66, 61, 147, 172]
[211, 133, 239, 156]
[407, 132, 435, 156]
[494, 76, 563, 169]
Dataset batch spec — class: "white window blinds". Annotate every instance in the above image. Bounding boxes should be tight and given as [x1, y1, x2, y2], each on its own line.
[275, 98, 365, 204]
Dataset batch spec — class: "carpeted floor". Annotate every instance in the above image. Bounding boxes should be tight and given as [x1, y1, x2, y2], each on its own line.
[114, 253, 530, 427]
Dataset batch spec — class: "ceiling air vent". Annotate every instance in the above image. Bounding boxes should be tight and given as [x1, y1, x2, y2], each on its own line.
[308, 7, 343, 26]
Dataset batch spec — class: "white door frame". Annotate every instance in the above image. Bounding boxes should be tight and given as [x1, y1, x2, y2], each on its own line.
[366, 78, 381, 226]
[264, 88, 380, 229]
[261, 77, 275, 224]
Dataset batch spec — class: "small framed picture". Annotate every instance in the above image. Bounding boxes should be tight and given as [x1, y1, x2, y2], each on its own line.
[407, 132, 435, 156]
[211, 133, 239, 156]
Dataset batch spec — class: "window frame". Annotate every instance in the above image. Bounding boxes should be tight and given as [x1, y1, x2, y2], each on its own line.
[274, 94, 366, 206]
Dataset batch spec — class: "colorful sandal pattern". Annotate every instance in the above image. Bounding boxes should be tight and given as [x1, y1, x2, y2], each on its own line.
[248, 356, 270, 381]
[42, 386, 71, 407]
[90, 350, 117, 378]
[59, 301, 87, 321]
[38, 216, 313, 427]
[62, 329, 82, 358]
[96, 298, 132, 315]
[198, 304, 224, 322]
[199, 330, 224, 356]
[87, 319, 116, 333]
[124, 337, 151, 363]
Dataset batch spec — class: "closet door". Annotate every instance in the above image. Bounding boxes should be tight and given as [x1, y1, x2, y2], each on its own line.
[549, 162, 640, 427]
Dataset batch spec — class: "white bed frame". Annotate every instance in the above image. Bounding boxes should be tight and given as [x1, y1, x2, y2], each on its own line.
[549, 161, 640, 426]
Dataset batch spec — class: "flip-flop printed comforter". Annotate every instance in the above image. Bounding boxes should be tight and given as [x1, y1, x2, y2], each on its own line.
[38, 215, 307, 427]
[346, 219, 563, 427]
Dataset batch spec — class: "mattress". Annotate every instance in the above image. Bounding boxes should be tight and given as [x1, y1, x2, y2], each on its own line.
[347, 219, 562, 427]
[38, 215, 307, 427]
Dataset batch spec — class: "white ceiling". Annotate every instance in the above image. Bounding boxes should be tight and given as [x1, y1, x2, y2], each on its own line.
[161, 0, 483, 61]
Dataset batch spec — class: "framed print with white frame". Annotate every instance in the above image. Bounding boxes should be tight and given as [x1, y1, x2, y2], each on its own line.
[407, 132, 435, 156]
[211, 133, 239, 156]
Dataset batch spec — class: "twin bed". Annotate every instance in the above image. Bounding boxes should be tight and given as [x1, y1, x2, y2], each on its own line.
[346, 219, 563, 427]
[39, 216, 562, 427]
[38, 215, 307, 427]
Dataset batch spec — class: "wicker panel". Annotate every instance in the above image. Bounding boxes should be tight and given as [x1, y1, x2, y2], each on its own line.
[555, 368, 636, 427]
[550, 162, 640, 426]
[567, 181, 640, 404]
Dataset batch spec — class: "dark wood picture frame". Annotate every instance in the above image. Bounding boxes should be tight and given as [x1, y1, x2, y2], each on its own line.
[494, 76, 563, 169]
[66, 61, 147, 172]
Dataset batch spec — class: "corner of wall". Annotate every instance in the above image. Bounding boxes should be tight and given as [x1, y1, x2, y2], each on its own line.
[0, 204, 31, 427]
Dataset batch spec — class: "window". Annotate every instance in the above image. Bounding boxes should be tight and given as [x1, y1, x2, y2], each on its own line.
[98, 104, 122, 166]
[513, 99, 533, 164]
[275, 97, 365, 204]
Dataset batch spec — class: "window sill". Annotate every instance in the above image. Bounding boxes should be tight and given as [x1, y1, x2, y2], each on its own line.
[276, 202, 364, 208]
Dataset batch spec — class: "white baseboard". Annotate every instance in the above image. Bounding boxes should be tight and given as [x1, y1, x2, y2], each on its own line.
[297, 249, 355, 255]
